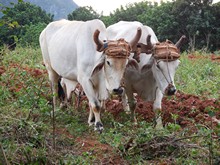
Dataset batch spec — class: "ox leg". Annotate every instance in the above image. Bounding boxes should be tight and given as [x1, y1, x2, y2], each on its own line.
[88, 104, 95, 126]
[121, 86, 137, 124]
[45, 64, 60, 109]
[126, 91, 137, 124]
[60, 79, 78, 110]
[100, 100, 106, 112]
[89, 100, 103, 132]
[79, 79, 103, 132]
[129, 98, 137, 124]
[60, 79, 68, 109]
[121, 88, 131, 114]
[153, 88, 163, 129]
[66, 80, 78, 109]
[51, 80, 59, 109]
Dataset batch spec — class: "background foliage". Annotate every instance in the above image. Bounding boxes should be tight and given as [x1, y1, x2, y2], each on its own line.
[68, 6, 100, 21]
[0, 0, 220, 51]
[0, 0, 78, 20]
[0, 1, 52, 48]
[102, 0, 220, 51]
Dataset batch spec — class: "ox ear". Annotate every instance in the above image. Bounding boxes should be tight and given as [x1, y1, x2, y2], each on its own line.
[91, 60, 105, 77]
[127, 59, 139, 70]
[141, 56, 154, 73]
[141, 64, 152, 73]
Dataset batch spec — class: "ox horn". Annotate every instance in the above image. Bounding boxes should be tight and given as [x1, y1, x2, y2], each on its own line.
[137, 34, 153, 54]
[93, 29, 104, 52]
[129, 27, 142, 51]
[175, 35, 186, 49]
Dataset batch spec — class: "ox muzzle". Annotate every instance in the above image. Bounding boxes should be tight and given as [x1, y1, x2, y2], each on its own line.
[113, 86, 124, 95]
[165, 84, 176, 96]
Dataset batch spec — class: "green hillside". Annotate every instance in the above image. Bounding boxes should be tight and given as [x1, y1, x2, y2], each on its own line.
[0, 0, 78, 20]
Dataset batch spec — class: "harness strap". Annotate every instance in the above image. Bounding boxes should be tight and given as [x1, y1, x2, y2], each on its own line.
[155, 44, 173, 86]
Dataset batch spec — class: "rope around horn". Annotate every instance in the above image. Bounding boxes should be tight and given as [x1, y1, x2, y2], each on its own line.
[104, 38, 131, 58]
[153, 40, 180, 61]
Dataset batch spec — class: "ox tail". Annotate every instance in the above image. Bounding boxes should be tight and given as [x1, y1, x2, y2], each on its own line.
[58, 78, 65, 102]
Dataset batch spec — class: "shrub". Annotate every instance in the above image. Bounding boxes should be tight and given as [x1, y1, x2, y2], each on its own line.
[20, 23, 47, 47]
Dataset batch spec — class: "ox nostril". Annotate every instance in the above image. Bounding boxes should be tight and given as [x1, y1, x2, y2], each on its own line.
[172, 88, 176, 94]
[113, 87, 123, 95]
[113, 88, 118, 93]
[118, 87, 123, 95]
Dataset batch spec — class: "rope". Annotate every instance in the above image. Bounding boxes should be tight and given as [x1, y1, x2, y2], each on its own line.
[153, 41, 180, 61]
[155, 42, 174, 86]
[104, 38, 130, 58]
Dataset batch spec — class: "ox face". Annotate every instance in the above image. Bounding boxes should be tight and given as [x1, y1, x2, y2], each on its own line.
[93, 28, 142, 95]
[152, 59, 180, 96]
[139, 35, 186, 96]
[104, 57, 128, 95]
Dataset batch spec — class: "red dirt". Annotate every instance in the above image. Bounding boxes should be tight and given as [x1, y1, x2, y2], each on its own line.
[75, 137, 127, 164]
[53, 126, 127, 164]
[8, 63, 47, 77]
[99, 91, 220, 128]
[188, 53, 220, 63]
[0, 66, 5, 75]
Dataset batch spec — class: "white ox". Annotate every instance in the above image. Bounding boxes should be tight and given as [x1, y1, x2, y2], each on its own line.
[39, 19, 141, 132]
[107, 21, 185, 128]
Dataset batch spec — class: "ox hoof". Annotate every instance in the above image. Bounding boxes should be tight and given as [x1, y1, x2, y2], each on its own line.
[125, 111, 131, 114]
[94, 122, 104, 133]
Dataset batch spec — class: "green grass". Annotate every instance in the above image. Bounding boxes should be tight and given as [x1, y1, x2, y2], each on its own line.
[176, 51, 220, 99]
[0, 46, 220, 164]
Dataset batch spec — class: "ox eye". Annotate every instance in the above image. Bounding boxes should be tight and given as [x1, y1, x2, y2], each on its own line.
[106, 61, 111, 66]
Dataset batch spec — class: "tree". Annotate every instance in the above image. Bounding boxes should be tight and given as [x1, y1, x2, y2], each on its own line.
[171, 0, 217, 51]
[138, 0, 219, 51]
[20, 22, 47, 47]
[67, 6, 100, 21]
[108, 1, 151, 25]
[0, 1, 53, 48]
[138, 2, 179, 42]
[206, 2, 220, 50]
